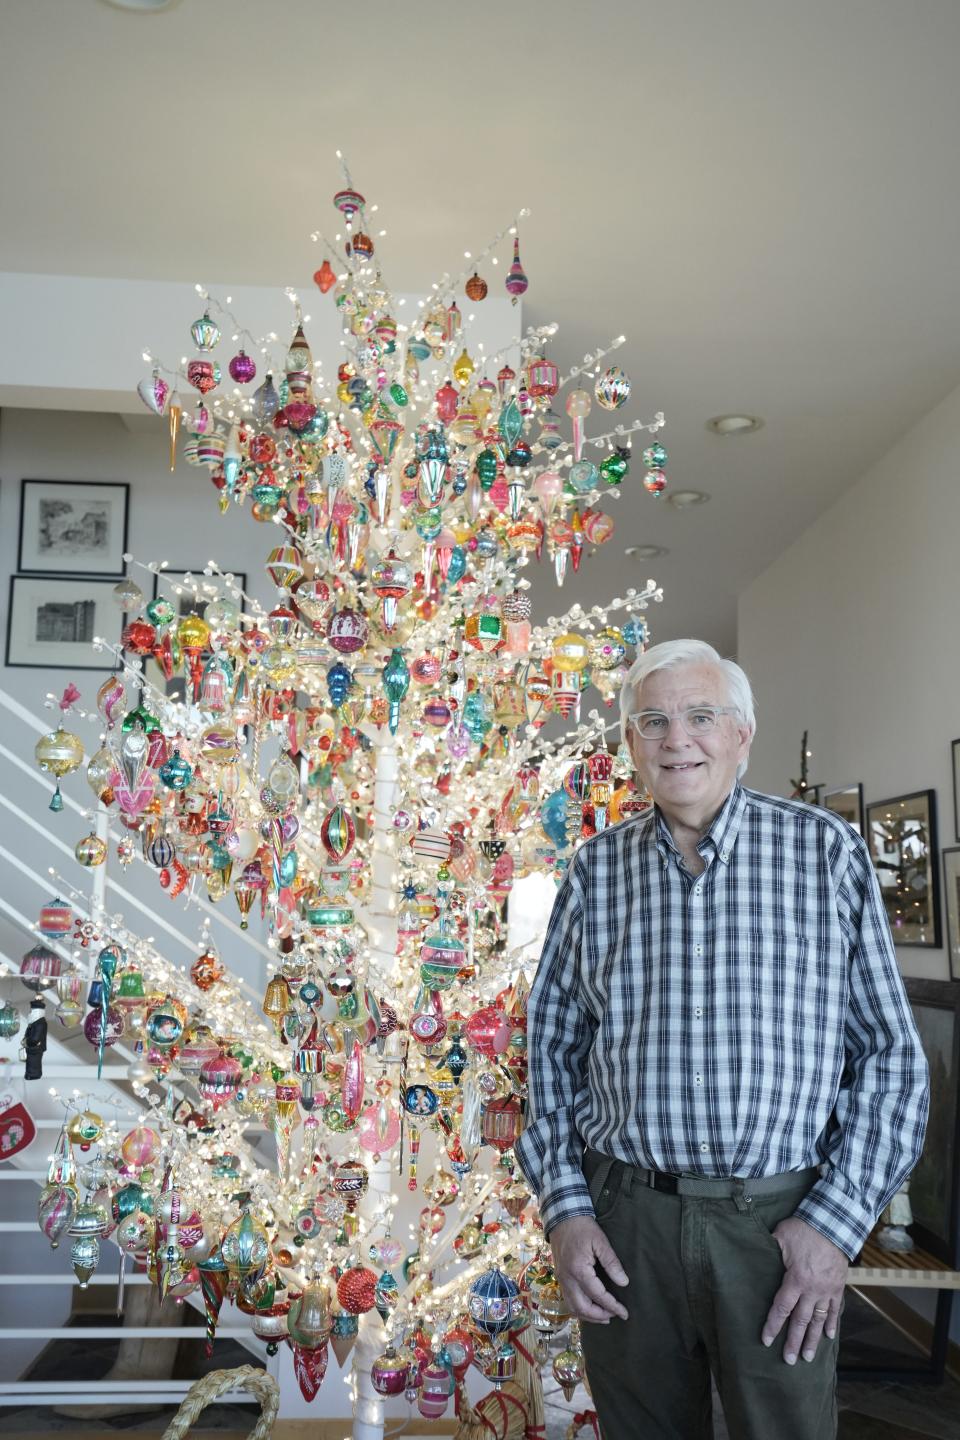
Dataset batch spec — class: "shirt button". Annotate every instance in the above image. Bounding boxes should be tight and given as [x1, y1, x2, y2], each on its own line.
[699, 1142, 709, 1153]
[693, 945, 703, 956]
[694, 884, 703, 896]
[694, 1007, 703, 1018]
[720, 850, 729, 862]
[695, 1073, 702, 1085]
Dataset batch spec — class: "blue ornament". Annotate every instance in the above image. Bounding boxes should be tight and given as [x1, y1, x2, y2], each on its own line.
[467, 1267, 523, 1337]
[622, 617, 649, 648]
[327, 661, 353, 709]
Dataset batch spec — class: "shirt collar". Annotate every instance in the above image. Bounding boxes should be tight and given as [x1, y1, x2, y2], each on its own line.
[653, 782, 747, 866]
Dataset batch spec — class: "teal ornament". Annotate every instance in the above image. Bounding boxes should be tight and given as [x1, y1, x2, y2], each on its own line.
[476, 448, 498, 489]
[49, 785, 64, 813]
[302, 410, 329, 441]
[642, 442, 667, 469]
[446, 546, 467, 584]
[0, 1002, 19, 1039]
[279, 851, 298, 886]
[498, 398, 523, 449]
[382, 648, 410, 736]
[540, 788, 570, 849]
[159, 750, 193, 791]
[208, 843, 232, 871]
[568, 460, 598, 494]
[462, 691, 492, 742]
[374, 1270, 400, 1321]
[415, 509, 442, 543]
[190, 310, 221, 351]
[408, 336, 431, 363]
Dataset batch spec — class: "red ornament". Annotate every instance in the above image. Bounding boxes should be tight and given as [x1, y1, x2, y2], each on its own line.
[122, 619, 157, 655]
[336, 1265, 377, 1315]
[313, 260, 337, 293]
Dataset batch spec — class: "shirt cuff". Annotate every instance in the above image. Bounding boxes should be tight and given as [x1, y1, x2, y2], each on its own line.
[793, 1178, 877, 1260]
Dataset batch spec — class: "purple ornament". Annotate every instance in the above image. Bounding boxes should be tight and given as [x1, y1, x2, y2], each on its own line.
[228, 350, 257, 384]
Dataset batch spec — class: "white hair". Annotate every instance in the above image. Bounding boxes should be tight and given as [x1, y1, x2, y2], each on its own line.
[619, 639, 757, 780]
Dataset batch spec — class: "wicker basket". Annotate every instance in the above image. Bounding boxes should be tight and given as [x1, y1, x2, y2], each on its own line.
[161, 1365, 279, 1440]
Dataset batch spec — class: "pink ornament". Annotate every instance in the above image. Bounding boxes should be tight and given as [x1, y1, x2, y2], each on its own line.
[228, 350, 257, 384]
[463, 1005, 512, 1058]
[505, 237, 528, 304]
[137, 372, 169, 415]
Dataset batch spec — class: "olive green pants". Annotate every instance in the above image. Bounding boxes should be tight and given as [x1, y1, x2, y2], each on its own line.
[579, 1152, 839, 1440]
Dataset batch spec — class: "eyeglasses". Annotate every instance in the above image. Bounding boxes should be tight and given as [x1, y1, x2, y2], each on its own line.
[628, 706, 740, 740]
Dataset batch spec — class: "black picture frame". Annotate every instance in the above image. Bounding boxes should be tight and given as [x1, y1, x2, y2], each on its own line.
[951, 739, 960, 843]
[942, 847, 960, 982]
[866, 789, 941, 948]
[17, 479, 129, 577]
[903, 978, 960, 1266]
[823, 782, 865, 837]
[4, 574, 121, 670]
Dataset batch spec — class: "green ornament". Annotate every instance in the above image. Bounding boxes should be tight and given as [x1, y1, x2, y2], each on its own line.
[498, 398, 523, 449]
[323, 1097, 357, 1133]
[121, 703, 161, 734]
[389, 382, 408, 407]
[146, 598, 176, 628]
[599, 453, 629, 485]
[476, 448, 498, 490]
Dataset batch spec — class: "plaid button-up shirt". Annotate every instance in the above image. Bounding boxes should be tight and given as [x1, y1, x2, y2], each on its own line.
[515, 783, 929, 1258]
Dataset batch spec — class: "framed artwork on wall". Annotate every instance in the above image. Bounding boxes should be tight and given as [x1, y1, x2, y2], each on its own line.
[823, 782, 865, 836]
[5, 575, 119, 670]
[942, 847, 960, 981]
[18, 480, 129, 576]
[865, 789, 941, 948]
[145, 569, 247, 701]
[903, 978, 960, 1266]
[951, 738, 960, 842]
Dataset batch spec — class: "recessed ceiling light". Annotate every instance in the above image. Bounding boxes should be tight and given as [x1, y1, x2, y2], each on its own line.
[625, 544, 669, 559]
[706, 414, 764, 435]
[100, 0, 181, 11]
[667, 490, 710, 509]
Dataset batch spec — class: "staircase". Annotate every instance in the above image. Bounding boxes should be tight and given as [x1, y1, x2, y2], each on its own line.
[0, 684, 275, 1413]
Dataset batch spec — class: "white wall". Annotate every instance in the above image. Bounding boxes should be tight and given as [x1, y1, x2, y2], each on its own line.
[739, 375, 960, 984]
[739, 374, 960, 1343]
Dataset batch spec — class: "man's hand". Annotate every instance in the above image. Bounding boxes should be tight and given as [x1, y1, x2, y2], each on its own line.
[761, 1216, 848, 1364]
[550, 1215, 629, 1324]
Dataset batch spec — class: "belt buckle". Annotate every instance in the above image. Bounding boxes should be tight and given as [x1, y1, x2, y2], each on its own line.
[648, 1170, 679, 1195]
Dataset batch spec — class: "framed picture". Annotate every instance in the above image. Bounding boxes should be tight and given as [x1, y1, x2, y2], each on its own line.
[952, 738, 960, 842]
[943, 847, 960, 981]
[18, 480, 129, 576]
[145, 569, 247, 701]
[5, 575, 120, 670]
[865, 789, 941, 948]
[903, 979, 960, 1265]
[823, 782, 865, 836]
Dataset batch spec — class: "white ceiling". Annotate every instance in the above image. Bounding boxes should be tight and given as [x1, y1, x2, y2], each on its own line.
[4, 0, 960, 653]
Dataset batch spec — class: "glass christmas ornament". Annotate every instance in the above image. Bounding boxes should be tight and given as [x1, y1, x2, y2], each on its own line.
[371, 550, 412, 632]
[75, 834, 107, 868]
[643, 468, 667, 495]
[199, 1051, 244, 1109]
[568, 459, 598, 494]
[328, 607, 368, 655]
[186, 359, 221, 394]
[552, 631, 589, 672]
[137, 370, 169, 415]
[599, 451, 629, 485]
[527, 355, 559, 398]
[314, 259, 337, 292]
[595, 364, 631, 410]
[191, 947, 224, 991]
[228, 349, 256, 384]
[643, 441, 667, 468]
[382, 648, 410, 735]
[222, 1206, 270, 1284]
[505, 237, 528, 303]
[419, 928, 465, 990]
[191, 310, 221, 350]
[582, 508, 615, 546]
[35, 726, 84, 810]
[418, 1359, 454, 1419]
[464, 270, 488, 302]
[468, 1266, 523, 1336]
[19, 943, 60, 991]
[112, 576, 143, 612]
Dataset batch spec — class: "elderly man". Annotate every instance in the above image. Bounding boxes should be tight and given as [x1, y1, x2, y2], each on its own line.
[515, 639, 928, 1440]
